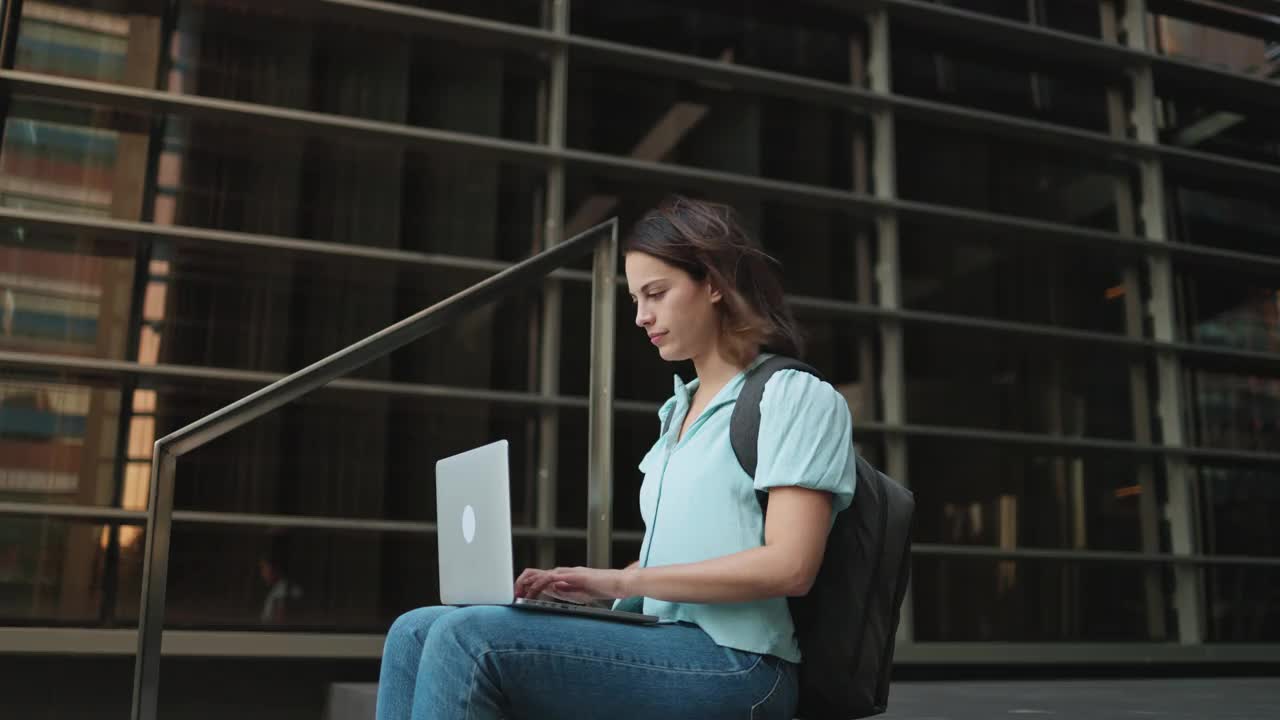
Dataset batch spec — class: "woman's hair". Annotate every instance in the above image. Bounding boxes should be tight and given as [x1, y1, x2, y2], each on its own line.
[623, 195, 804, 363]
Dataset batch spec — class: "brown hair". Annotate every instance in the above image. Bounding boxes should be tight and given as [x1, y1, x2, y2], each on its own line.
[623, 195, 804, 364]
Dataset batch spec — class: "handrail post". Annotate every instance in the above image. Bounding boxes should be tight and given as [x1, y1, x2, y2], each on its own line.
[586, 220, 618, 569]
[131, 443, 177, 720]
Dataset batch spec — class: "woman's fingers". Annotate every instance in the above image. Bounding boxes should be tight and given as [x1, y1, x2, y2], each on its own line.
[525, 568, 562, 599]
[514, 568, 548, 598]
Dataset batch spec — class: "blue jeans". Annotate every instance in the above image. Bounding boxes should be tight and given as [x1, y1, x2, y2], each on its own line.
[376, 605, 799, 720]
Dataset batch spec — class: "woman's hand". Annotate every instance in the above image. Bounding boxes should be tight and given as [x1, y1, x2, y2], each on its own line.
[515, 566, 633, 603]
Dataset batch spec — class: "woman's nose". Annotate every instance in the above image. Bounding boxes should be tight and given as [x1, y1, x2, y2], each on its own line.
[635, 306, 653, 328]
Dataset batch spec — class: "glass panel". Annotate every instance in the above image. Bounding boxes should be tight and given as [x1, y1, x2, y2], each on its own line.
[571, 1, 865, 83]
[902, 223, 1135, 335]
[0, 232, 548, 387]
[1185, 367, 1280, 453]
[166, 1, 544, 142]
[611, 540, 643, 570]
[1204, 567, 1280, 642]
[1157, 81, 1280, 171]
[0, 240, 135, 359]
[0, 88, 544, 254]
[165, 386, 545, 522]
[905, 324, 1142, 440]
[1169, 184, 1280, 259]
[1180, 261, 1280, 354]
[0, 377, 121, 507]
[156, 253, 544, 388]
[15, 1, 141, 84]
[567, 58, 865, 189]
[912, 555, 1173, 641]
[0, 518, 139, 624]
[17, 1, 545, 98]
[914, 0, 1106, 38]
[0, 97, 137, 219]
[1149, 4, 1279, 75]
[910, 437, 1165, 553]
[896, 117, 1125, 228]
[1195, 459, 1277, 642]
[159, 526, 583, 631]
[377, 0, 543, 26]
[891, 20, 1115, 132]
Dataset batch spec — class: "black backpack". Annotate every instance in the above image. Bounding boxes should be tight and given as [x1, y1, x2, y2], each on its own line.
[733, 356, 915, 719]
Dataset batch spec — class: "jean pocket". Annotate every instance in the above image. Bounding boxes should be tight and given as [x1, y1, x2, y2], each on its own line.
[749, 659, 796, 720]
[716, 645, 765, 675]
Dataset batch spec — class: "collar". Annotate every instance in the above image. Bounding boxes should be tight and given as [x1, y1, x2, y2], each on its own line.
[655, 353, 773, 433]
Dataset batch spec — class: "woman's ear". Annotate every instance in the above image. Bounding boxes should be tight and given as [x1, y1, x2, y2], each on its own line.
[707, 281, 723, 304]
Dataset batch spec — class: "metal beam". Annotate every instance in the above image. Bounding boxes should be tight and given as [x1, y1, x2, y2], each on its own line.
[9, 290, 1280, 397]
[585, 217, 618, 570]
[6, 193, 1280, 290]
[894, 641, 1280, 664]
[0, 501, 651, 540]
[867, 7, 913, 647]
[912, 543, 1280, 568]
[1123, 0, 1206, 647]
[534, 0, 570, 573]
[6, 628, 1280, 663]
[5, 500, 1279, 567]
[0, 349, 649, 410]
[7, 72, 1280, 273]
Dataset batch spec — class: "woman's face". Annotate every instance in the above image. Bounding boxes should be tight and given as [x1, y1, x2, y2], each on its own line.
[625, 252, 721, 362]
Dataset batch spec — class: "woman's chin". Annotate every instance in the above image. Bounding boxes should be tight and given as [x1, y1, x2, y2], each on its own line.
[656, 344, 687, 362]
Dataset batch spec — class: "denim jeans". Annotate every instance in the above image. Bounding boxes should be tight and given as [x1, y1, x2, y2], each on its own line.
[376, 605, 799, 720]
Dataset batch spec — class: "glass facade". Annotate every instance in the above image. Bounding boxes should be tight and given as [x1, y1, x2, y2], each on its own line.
[1, 0, 1278, 666]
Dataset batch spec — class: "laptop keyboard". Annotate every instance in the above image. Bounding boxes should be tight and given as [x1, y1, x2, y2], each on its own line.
[520, 598, 593, 611]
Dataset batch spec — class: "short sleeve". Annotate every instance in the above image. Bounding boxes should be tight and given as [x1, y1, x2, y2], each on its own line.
[753, 370, 857, 513]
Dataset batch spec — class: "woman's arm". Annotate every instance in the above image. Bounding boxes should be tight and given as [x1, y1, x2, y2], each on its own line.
[524, 486, 832, 603]
[625, 486, 832, 602]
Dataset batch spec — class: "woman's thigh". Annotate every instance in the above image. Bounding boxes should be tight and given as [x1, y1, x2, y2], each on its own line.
[419, 606, 797, 720]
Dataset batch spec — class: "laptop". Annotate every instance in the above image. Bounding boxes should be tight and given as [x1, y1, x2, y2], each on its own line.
[435, 439, 658, 624]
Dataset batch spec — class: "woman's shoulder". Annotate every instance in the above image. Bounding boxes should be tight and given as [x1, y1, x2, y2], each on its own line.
[759, 366, 849, 417]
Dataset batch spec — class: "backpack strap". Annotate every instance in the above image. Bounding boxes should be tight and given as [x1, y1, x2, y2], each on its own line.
[730, 355, 824, 480]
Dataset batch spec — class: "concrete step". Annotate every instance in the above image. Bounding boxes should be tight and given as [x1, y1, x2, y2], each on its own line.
[326, 677, 1280, 719]
[325, 682, 377, 720]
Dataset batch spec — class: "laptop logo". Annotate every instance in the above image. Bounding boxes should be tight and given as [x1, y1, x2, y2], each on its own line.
[462, 505, 477, 544]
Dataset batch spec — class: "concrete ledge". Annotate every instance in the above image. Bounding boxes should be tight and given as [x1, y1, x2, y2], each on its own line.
[327, 679, 1280, 720]
[326, 682, 377, 720]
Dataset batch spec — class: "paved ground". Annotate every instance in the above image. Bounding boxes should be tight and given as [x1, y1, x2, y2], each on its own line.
[880, 678, 1280, 720]
[328, 678, 1280, 719]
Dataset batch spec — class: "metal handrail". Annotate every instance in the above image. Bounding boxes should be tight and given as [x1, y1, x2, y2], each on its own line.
[129, 219, 619, 720]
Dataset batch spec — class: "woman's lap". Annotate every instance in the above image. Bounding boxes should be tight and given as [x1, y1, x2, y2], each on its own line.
[379, 605, 797, 720]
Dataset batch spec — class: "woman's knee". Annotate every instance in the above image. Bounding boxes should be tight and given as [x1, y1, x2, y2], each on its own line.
[386, 605, 456, 652]
[421, 606, 518, 658]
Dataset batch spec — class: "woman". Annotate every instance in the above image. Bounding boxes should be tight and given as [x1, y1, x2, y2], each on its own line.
[377, 196, 856, 720]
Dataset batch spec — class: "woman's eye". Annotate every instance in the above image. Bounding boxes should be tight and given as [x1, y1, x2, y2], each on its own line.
[647, 291, 665, 300]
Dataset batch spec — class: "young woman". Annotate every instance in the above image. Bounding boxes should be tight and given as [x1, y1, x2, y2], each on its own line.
[376, 196, 856, 720]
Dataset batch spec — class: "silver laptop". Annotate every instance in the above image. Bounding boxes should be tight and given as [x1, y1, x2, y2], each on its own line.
[435, 439, 657, 624]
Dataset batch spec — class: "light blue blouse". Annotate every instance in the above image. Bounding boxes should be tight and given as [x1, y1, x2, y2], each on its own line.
[620, 353, 857, 663]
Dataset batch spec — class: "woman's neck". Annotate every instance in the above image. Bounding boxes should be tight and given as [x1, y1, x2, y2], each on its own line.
[691, 345, 757, 400]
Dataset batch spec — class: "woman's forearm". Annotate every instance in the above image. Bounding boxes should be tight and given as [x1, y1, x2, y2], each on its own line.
[622, 544, 808, 604]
